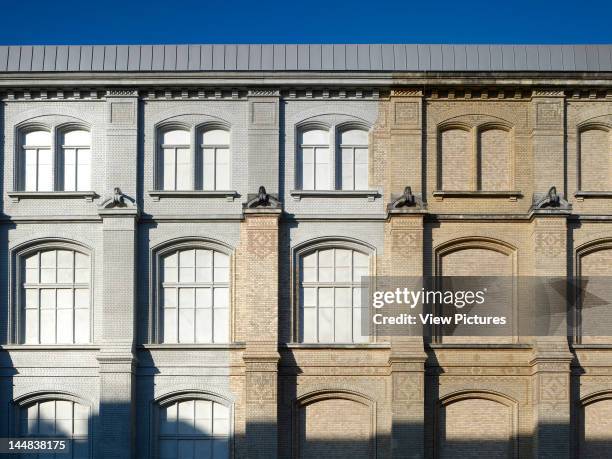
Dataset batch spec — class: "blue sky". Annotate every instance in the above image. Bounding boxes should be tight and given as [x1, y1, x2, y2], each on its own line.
[1, 0, 611, 44]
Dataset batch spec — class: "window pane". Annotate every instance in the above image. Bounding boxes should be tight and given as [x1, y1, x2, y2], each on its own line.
[335, 288, 351, 307]
[318, 250, 334, 282]
[63, 130, 90, 146]
[63, 148, 77, 191]
[178, 400, 195, 434]
[159, 440, 177, 459]
[202, 129, 229, 145]
[76, 148, 91, 191]
[301, 129, 328, 145]
[163, 129, 190, 145]
[302, 307, 317, 342]
[354, 147, 368, 190]
[163, 148, 177, 190]
[160, 404, 178, 435]
[179, 307, 195, 343]
[195, 440, 213, 459]
[353, 252, 369, 281]
[25, 149, 38, 191]
[213, 440, 229, 459]
[25, 309, 39, 344]
[195, 308, 212, 343]
[213, 308, 229, 343]
[340, 129, 368, 145]
[314, 148, 330, 190]
[195, 400, 213, 435]
[202, 148, 216, 190]
[178, 440, 194, 459]
[301, 147, 315, 190]
[195, 288, 212, 308]
[213, 252, 229, 282]
[341, 147, 354, 190]
[302, 288, 316, 307]
[56, 307, 73, 343]
[318, 308, 334, 341]
[215, 148, 230, 190]
[335, 308, 352, 342]
[163, 307, 177, 343]
[175, 148, 191, 190]
[335, 249, 351, 282]
[353, 308, 369, 343]
[74, 308, 90, 343]
[40, 309, 56, 344]
[24, 130, 51, 146]
[37, 149, 53, 191]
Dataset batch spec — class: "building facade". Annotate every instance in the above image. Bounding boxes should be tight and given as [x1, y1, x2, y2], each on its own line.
[0, 44, 612, 458]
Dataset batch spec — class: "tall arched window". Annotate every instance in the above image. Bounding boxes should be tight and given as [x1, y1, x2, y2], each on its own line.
[61, 129, 91, 191]
[299, 129, 330, 190]
[440, 127, 472, 191]
[22, 249, 91, 344]
[161, 248, 230, 343]
[22, 130, 53, 191]
[339, 129, 369, 190]
[159, 398, 230, 459]
[299, 247, 369, 343]
[201, 129, 230, 190]
[19, 399, 90, 458]
[160, 129, 191, 190]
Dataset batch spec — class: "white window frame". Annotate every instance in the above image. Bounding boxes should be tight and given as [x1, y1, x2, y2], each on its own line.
[199, 128, 231, 191]
[21, 129, 53, 192]
[12, 241, 93, 345]
[293, 240, 374, 344]
[338, 128, 369, 191]
[298, 128, 332, 190]
[13, 394, 91, 459]
[159, 128, 192, 191]
[156, 124, 232, 192]
[60, 129, 92, 192]
[152, 240, 233, 345]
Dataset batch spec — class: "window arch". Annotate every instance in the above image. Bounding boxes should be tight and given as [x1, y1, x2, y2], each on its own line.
[295, 239, 372, 343]
[437, 121, 514, 192]
[200, 127, 231, 190]
[17, 243, 91, 345]
[578, 125, 611, 192]
[299, 127, 331, 190]
[60, 128, 91, 191]
[21, 128, 53, 191]
[157, 241, 231, 344]
[339, 128, 369, 190]
[439, 126, 473, 191]
[156, 393, 231, 459]
[477, 126, 512, 191]
[15, 394, 91, 458]
[156, 124, 232, 192]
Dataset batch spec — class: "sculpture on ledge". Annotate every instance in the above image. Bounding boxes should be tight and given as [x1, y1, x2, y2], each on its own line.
[534, 186, 567, 209]
[100, 187, 136, 209]
[390, 186, 417, 208]
[245, 186, 281, 209]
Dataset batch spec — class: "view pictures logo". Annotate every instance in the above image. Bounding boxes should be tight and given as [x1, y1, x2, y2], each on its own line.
[372, 287, 487, 309]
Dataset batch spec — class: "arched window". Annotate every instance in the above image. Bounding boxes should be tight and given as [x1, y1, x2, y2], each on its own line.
[21, 249, 91, 344]
[19, 398, 90, 458]
[22, 129, 53, 191]
[299, 247, 369, 343]
[159, 398, 230, 459]
[440, 127, 472, 191]
[61, 129, 91, 191]
[200, 129, 230, 190]
[299, 129, 330, 190]
[160, 129, 191, 190]
[579, 127, 611, 191]
[161, 248, 230, 343]
[478, 127, 511, 191]
[339, 129, 369, 190]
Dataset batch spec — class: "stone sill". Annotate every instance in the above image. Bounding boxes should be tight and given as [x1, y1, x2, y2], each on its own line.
[290, 190, 379, 201]
[283, 343, 391, 349]
[428, 343, 531, 349]
[1, 344, 100, 350]
[572, 344, 612, 349]
[8, 191, 97, 203]
[433, 190, 522, 201]
[148, 190, 238, 202]
[575, 191, 612, 201]
[140, 343, 246, 350]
